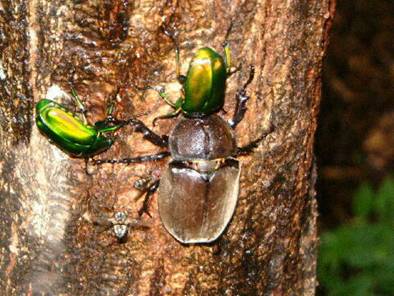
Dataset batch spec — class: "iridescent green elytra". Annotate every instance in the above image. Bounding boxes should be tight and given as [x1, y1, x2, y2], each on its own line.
[182, 47, 227, 116]
[36, 99, 122, 157]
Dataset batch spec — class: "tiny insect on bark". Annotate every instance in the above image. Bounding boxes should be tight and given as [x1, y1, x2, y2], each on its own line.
[82, 210, 149, 243]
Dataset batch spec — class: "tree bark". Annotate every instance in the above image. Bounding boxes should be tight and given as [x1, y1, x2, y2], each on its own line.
[0, 1, 335, 295]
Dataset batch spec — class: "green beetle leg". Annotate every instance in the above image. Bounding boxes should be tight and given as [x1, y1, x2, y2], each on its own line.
[229, 66, 255, 129]
[140, 85, 182, 109]
[152, 106, 182, 127]
[223, 44, 242, 77]
[151, 88, 183, 127]
[71, 88, 117, 126]
[223, 22, 234, 74]
[93, 105, 169, 149]
[70, 88, 88, 124]
[224, 42, 232, 74]
[151, 86, 179, 108]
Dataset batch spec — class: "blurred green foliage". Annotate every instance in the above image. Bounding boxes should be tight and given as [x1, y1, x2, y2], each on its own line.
[318, 176, 394, 295]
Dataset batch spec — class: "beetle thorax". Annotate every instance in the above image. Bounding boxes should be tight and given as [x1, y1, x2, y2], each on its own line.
[186, 158, 225, 173]
[169, 115, 236, 161]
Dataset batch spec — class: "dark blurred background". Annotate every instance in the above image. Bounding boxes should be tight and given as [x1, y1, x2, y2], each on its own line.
[317, 0, 393, 295]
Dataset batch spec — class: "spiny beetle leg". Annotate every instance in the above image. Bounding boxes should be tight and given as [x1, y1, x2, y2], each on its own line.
[129, 118, 169, 147]
[236, 123, 274, 156]
[93, 151, 170, 165]
[229, 66, 255, 129]
[137, 180, 160, 217]
[107, 117, 169, 148]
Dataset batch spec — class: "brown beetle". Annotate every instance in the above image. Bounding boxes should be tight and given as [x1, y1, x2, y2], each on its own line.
[95, 29, 271, 243]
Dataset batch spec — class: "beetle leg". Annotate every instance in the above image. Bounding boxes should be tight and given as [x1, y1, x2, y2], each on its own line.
[103, 117, 168, 148]
[223, 42, 241, 76]
[173, 40, 182, 84]
[152, 107, 182, 127]
[128, 118, 169, 147]
[133, 176, 160, 217]
[222, 21, 233, 71]
[127, 219, 150, 229]
[222, 22, 242, 76]
[137, 179, 160, 217]
[93, 151, 170, 165]
[137, 85, 184, 117]
[105, 99, 116, 120]
[148, 85, 179, 108]
[70, 88, 88, 124]
[162, 26, 185, 84]
[227, 65, 242, 77]
[92, 87, 169, 148]
[236, 124, 273, 156]
[156, 86, 177, 108]
[228, 66, 255, 129]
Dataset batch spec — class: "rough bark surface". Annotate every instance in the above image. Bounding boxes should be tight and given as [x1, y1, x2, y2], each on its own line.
[0, 1, 335, 295]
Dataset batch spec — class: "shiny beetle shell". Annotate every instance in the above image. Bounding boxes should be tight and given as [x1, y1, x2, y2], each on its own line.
[182, 47, 227, 116]
[169, 115, 236, 161]
[158, 115, 240, 243]
[36, 99, 114, 157]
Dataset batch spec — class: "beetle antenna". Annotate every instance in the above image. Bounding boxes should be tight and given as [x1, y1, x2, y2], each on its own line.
[223, 21, 234, 47]
[243, 66, 255, 89]
[161, 25, 182, 83]
[229, 66, 256, 129]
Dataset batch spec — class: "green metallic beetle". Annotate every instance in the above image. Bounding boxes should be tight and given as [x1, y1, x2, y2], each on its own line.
[151, 29, 235, 125]
[36, 97, 122, 157]
[36, 90, 168, 158]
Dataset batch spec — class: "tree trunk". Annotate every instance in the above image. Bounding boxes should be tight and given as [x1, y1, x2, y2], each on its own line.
[0, 1, 335, 295]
